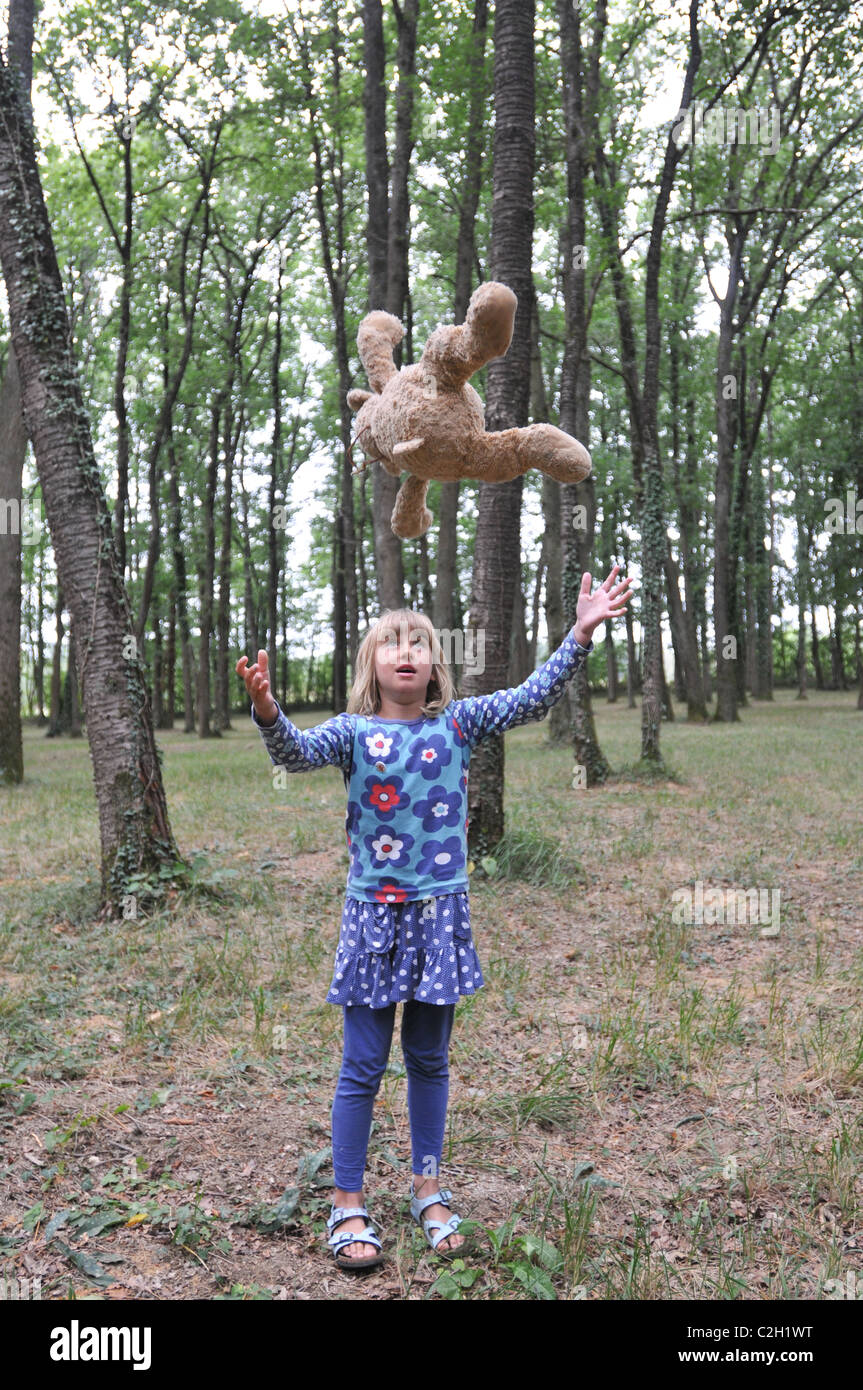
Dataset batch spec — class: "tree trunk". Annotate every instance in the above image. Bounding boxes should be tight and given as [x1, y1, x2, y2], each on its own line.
[167, 419, 195, 732]
[713, 254, 742, 723]
[215, 396, 238, 732]
[163, 594, 176, 729]
[197, 401, 220, 737]
[0, 39, 182, 907]
[0, 340, 27, 782]
[362, 0, 403, 613]
[434, 0, 488, 659]
[795, 495, 808, 699]
[810, 605, 825, 690]
[152, 607, 163, 730]
[664, 537, 706, 720]
[757, 412, 775, 698]
[47, 584, 64, 737]
[831, 591, 847, 690]
[509, 575, 531, 685]
[621, 529, 638, 707]
[0, 0, 33, 784]
[267, 254, 284, 674]
[464, 0, 535, 861]
[558, 0, 608, 782]
[35, 539, 45, 721]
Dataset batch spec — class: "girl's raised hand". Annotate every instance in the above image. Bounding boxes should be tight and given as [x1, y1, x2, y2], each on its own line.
[573, 565, 636, 646]
[236, 649, 278, 726]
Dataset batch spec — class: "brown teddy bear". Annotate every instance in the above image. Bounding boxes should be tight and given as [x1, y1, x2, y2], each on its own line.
[346, 281, 591, 539]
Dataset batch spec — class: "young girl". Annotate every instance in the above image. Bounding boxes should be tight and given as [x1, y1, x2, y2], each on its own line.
[237, 565, 633, 1269]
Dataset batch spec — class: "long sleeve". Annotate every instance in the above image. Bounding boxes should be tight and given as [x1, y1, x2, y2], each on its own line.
[252, 699, 354, 773]
[450, 629, 593, 749]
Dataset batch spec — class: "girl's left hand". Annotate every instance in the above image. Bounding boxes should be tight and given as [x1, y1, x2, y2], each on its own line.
[573, 565, 636, 646]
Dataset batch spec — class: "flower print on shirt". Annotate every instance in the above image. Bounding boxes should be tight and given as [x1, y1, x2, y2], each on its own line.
[362, 728, 398, 766]
[373, 880, 409, 904]
[364, 827, 415, 870]
[412, 783, 461, 832]
[361, 773, 410, 818]
[404, 732, 452, 780]
[415, 835, 465, 884]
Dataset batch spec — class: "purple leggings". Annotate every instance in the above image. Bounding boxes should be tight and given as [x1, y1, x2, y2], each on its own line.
[331, 1001, 455, 1191]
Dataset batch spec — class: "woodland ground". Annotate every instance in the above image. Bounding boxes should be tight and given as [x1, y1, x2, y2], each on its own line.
[1, 687, 861, 1301]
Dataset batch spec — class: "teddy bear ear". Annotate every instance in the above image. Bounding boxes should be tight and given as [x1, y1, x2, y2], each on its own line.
[347, 388, 372, 411]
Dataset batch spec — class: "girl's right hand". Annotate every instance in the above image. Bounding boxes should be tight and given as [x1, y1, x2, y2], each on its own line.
[236, 649, 278, 726]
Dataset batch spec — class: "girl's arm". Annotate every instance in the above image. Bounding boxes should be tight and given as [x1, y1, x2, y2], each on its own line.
[238, 649, 353, 773]
[451, 627, 591, 749]
[252, 700, 354, 774]
[451, 566, 635, 749]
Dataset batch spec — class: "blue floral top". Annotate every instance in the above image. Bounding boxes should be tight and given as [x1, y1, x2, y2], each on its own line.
[252, 628, 592, 1006]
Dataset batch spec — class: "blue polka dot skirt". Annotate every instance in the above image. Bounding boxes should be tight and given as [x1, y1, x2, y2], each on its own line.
[326, 892, 485, 1007]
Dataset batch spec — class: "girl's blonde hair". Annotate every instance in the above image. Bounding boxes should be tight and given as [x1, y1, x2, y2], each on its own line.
[346, 608, 455, 718]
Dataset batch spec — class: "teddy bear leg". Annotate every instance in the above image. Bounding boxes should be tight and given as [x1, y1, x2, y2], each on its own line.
[517, 423, 591, 483]
[466, 429, 537, 481]
[467, 424, 591, 484]
[391, 474, 433, 541]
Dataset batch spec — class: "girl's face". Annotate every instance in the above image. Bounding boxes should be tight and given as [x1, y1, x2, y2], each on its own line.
[374, 621, 434, 706]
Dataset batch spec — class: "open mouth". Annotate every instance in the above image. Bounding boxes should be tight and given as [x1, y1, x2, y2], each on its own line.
[396, 666, 415, 675]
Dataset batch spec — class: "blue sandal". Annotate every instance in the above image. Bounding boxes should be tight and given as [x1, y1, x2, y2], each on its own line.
[327, 1204, 385, 1270]
[409, 1182, 468, 1260]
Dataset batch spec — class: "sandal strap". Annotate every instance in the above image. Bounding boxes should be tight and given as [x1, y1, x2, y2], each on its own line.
[410, 1186, 452, 1220]
[422, 1213, 462, 1248]
[328, 1204, 369, 1231]
[328, 1224, 382, 1254]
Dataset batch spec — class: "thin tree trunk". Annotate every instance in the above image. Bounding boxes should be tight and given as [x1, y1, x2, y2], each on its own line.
[152, 606, 163, 730]
[622, 529, 637, 707]
[362, 0, 403, 612]
[48, 584, 64, 737]
[0, 340, 27, 782]
[509, 576, 531, 685]
[296, 14, 359, 703]
[464, 0, 535, 861]
[215, 396, 239, 732]
[434, 0, 488, 654]
[558, 0, 608, 781]
[197, 402, 220, 737]
[35, 538, 45, 721]
[267, 254, 284, 673]
[0, 0, 33, 784]
[163, 594, 176, 729]
[757, 411, 775, 698]
[810, 605, 825, 690]
[167, 418, 195, 732]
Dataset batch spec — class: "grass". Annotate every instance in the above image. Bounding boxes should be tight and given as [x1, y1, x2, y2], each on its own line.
[0, 686, 861, 1299]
